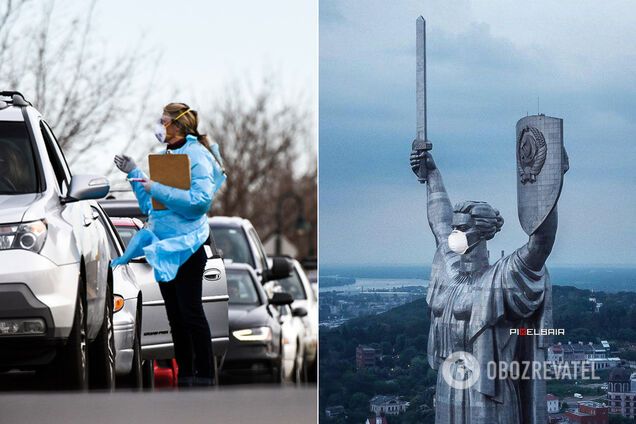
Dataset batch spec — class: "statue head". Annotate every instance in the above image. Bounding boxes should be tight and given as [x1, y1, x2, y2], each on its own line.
[448, 201, 504, 255]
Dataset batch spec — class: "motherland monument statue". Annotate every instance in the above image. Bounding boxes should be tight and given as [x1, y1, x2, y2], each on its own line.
[409, 16, 569, 424]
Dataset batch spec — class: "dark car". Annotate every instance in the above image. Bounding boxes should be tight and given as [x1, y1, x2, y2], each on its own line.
[209, 216, 291, 284]
[223, 263, 296, 384]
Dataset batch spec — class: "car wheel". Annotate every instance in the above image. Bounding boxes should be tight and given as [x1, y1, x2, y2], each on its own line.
[309, 357, 317, 382]
[89, 282, 115, 390]
[119, 309, 142, 390]
[270, 359, 283, 385]
[142, 359, 155, 391]
[45, 280, 88, 391]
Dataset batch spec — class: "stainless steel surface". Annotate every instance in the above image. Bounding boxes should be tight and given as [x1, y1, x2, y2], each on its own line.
[409, 21, 566, 423]
[516, 115, 566, 235]
[416, 16, 426, 142]
[412, 16, 432, 184]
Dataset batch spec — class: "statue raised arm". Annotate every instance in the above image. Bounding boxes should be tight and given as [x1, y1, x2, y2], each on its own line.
[410, 150, 453, 246]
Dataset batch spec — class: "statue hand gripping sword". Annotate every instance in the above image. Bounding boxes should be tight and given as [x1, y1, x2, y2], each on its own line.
[408, 16, 568, 424]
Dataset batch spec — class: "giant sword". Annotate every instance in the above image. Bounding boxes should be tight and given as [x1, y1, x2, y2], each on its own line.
[412, 16, 432, 183]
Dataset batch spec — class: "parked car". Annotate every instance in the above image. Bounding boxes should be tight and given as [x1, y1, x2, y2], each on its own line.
[301, 257, 318, 300]
[224, 263, 303, 383]
[276, 291, 307, 383]
[264, 258, 318, 381]
[99, 202, 229, 386]
[0, 91, 114, 390]
[209, 216, 292, 284]
[90, 209, 143, 388]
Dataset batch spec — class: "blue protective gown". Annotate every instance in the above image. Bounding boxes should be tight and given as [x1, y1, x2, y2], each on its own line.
[111, 135, 226, 282]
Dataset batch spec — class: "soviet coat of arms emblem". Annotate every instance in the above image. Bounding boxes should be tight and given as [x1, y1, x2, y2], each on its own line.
[517, 126, 547, 184]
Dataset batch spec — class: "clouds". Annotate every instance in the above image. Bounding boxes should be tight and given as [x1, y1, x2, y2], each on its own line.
[319, 0, 636, 266]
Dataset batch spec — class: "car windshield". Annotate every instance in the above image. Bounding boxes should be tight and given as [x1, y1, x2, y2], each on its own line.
[0, 121, 38, 194]
[114, 225, 138, 248]
[210, 226, 254, 267]
[272, 268, 307, 300]
[227, 269, 260, 306]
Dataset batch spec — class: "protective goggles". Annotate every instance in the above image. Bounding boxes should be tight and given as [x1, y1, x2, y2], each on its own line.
[159, 108, 192, 127]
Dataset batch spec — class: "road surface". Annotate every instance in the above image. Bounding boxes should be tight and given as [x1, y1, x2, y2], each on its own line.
[0, 386, 317, 424]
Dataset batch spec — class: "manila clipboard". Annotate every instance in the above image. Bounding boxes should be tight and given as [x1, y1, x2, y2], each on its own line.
[148, 154, 191, 210]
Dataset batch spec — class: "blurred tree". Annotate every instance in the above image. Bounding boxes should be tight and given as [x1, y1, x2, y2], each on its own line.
[205, 82, 316, 259]
[0, 0, 157, 165]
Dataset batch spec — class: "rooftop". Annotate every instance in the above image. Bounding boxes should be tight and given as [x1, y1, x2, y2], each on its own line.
[578, 401, 605, 409]
[370, 395, 407, 406]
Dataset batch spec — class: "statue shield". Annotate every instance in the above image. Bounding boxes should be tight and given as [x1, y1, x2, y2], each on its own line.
[516, 115, 565, 235]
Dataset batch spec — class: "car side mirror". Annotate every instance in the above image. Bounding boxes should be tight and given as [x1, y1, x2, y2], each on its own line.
[292, 306, 307, 317]
[269, 291, 294, 306]
[262, 257, 291, 282]
[63, 175, 110, 203]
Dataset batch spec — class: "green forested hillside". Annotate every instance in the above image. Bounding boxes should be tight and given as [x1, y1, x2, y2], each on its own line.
[319, 285, 636, 423]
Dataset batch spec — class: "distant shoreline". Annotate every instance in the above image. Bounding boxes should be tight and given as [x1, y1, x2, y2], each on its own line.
[319, 265, 636, 293]
[319, 275, 356, 288]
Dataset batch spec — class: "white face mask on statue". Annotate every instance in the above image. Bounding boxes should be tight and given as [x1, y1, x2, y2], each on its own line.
[448, 230, 469, 254]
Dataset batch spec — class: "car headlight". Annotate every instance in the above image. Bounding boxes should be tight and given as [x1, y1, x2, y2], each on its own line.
[0, 318, 46, 335]
[0, 220, 47, 253]
[232, 326, 272, 342]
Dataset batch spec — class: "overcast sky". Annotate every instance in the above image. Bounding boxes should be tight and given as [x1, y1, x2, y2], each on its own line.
[67, 0, 317, 175]
[319, 0, 636, 266]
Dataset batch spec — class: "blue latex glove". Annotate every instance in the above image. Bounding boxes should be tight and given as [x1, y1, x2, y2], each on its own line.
[110, 228, 158, 267]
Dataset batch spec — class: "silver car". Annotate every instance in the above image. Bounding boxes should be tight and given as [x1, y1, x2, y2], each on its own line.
[102, 211, 229, 385]
[0, 92, 115, 391]
[264, 258, 318, 381]
[90, 212, 143, 388]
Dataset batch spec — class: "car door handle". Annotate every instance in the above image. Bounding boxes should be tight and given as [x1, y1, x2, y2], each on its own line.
[203, 268, 221, 282]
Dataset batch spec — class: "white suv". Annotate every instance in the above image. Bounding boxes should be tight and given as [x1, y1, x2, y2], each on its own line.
[0, 91, 115, 390]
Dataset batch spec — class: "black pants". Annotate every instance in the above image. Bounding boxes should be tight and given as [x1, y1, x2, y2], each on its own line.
[159, 244, 213, 380]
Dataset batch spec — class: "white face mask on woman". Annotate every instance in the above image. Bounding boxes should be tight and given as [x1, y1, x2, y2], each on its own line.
[154, 108, 192, 143]
[154, 119, 168, 143]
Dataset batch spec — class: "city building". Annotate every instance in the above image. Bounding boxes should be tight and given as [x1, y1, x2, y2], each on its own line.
[365, 415, 388, 424]
[369, 395, 409, 416]
[547, 341, 619, 373]
[587, 357, 621, 370]
[547, 394, 560, 414]
[588, 296, 603, 312]
[325, 405, 346, 419]
[356, 345, 377, 369]
[564, 401, 608, 424]
[606, 367, 636, 418]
